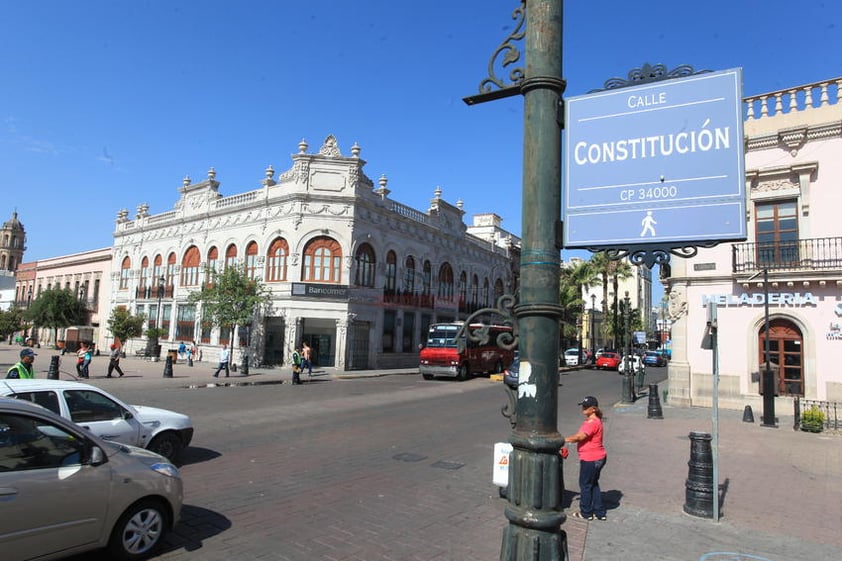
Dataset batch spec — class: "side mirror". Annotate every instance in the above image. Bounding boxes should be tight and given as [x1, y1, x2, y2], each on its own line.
[123, 410, 134, 421]
[89, 445, 106, 466]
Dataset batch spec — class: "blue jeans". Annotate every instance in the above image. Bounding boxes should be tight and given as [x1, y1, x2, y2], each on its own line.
[578, 457, 607, 517]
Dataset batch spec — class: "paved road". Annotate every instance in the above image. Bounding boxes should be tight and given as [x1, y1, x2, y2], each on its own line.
[41, 354, 628, 561]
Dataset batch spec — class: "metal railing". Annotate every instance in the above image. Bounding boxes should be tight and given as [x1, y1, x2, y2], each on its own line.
[793, 398, 841, 433]
[732, 237, 842, 274]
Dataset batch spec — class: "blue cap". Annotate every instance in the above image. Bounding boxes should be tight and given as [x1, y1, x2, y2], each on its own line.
[20, 348, 37, 359]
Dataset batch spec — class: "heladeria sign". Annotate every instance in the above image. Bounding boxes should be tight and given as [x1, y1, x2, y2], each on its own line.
[562, 68, 746, 248]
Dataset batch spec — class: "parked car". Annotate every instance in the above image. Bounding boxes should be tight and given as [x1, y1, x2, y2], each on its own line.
[0, 396, 183, 561]
[595, 351, 621, 370]
[643, 350, 668, 367]
[563, 348, 587, 367]
[503, 350, 520, 389]
[618, 354, 644, 374]
[0, 379, 193, 461]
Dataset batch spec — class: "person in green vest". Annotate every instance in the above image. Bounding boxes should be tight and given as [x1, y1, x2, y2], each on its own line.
[6, 348, 37, 379]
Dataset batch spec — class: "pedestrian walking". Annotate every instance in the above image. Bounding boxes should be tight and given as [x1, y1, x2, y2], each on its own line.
[107, 343, 125, 377]
[213, 345, 230, 377]
[6, 348, 36, 379]
[76, 343, 92, 379]
[291, 347, 303, 385]
[302, 342, 313, 378]
[563, 395, 607, 521]
[178, 341, 187, 361]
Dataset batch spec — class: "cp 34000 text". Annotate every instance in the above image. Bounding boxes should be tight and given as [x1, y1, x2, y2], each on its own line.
[620, 185, 678, 201]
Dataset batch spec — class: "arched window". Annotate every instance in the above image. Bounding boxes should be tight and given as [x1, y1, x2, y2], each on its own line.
[153, 254, 163, 285]
[207, 247, 220, 274]
[119, 257, 131, 290]
[266, 237, 289, 282]
[166, 252, 177, 287]
[139, 257, 149, 291]
[404, 256, 416, 293]
[438, 263, 454, 299]
[458, 271, 467, 303]
[384, 251, 397, 292]
[303, 237, 342, 283]
[244, 241, 259, 280]
[354, 243, 376, 287]
[483, 278, 490, 306]
[422, 260, 432, 294]
[181, 246, 201, 286]
[471, 274, 479, 306]
[494, 278, 504, 300]
[225, 244, 238, 269]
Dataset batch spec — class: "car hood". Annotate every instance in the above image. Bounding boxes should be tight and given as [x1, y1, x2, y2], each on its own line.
[130, 404, 192, 430]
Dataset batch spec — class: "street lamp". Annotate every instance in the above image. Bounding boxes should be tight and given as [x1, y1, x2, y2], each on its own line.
[621, 291, 634, 403]
[156, 276, 166, 332]
[748, 268, 775, 427]
[590, 293, 596, 356]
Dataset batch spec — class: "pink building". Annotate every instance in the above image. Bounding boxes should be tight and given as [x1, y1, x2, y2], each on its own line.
[667, 77, 842, 410]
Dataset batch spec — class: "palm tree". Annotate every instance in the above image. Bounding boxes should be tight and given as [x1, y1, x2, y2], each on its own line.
[589, 252, 633, 348]
[559, 259, 600, 353]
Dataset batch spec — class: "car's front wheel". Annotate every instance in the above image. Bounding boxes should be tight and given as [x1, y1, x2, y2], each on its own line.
[148, 432, 183, 461]
[108, 498, 170, 561]
[457, 364, 470, 381]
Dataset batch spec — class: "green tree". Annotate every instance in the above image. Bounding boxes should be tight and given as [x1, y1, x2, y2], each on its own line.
[0, 307, 27, 342]
[107, 306, 146, 345]
[188, 264, 271, 352]
[589, 252, 633, 347]
[559, 259, 599, 349]
[24, 288, 87, 347]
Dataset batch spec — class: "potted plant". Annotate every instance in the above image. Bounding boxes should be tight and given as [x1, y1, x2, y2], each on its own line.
[145, 327, 167, 360]
[800, 405, 825, 433]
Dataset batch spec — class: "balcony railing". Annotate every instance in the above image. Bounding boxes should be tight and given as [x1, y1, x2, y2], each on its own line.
[732, 237, 842, 274]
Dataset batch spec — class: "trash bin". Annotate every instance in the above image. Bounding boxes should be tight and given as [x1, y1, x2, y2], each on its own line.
[167, 349, 178, 364]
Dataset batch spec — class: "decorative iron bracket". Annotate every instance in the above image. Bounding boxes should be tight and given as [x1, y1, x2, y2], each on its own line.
[455, 293, 518, 353]
[590, 62, 710, 93]
[463, 2, 526, 106]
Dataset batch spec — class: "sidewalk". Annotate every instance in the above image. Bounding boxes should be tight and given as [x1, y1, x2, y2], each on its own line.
[575, 394, 842, 561]
[0, 345, 414, 390]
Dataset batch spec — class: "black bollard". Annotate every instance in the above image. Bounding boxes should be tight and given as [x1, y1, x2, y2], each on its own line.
[684, 431, 715, 518]
[647, 383, 663, 419]
[163, 355, 174, 378]
[231, 362, 237, 372]
[241, 356, 249, 376]
[742, 405, 755, 423]
[47, 355, 60, 380]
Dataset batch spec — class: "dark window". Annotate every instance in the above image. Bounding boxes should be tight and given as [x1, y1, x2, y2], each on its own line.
[755, 200, 798, 267]
[9, 391, 61, 415]
[0, 413, 84, 471]
[64, 390, 124, 423]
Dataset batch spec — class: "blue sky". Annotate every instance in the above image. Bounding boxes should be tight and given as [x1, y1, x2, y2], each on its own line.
[2, 0, 840, 284]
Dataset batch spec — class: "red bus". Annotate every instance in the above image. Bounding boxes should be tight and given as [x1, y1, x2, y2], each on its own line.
[419, 322, 514, 381]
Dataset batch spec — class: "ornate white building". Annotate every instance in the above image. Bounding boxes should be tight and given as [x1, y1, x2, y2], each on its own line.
[666, 77, 842, 409]
[111, 135, 519, 370]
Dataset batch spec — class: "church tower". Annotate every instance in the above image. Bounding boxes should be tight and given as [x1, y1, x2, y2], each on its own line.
[0, 211, 26, 271]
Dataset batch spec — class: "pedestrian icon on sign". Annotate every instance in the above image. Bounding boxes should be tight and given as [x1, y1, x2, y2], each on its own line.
[640, 211, 657, 237]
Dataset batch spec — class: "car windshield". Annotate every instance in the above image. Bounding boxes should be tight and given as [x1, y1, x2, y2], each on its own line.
[425, 326, 460, 348]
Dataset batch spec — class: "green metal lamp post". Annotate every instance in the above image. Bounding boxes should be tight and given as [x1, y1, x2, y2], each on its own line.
[621, 291, 635, 403]
[464, 1, 566, 559]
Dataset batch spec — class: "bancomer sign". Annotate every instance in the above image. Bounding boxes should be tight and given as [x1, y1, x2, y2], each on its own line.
[563, 68, 746, 248]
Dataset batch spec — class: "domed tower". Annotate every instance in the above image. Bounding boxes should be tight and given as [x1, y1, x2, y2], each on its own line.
[0, 211, 26, 272]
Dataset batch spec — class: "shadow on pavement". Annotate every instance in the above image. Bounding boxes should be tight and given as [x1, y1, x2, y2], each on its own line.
[178, 446, 222, 467]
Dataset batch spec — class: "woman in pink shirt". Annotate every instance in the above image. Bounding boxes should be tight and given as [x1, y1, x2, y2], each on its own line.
[563, 395, 607, 520]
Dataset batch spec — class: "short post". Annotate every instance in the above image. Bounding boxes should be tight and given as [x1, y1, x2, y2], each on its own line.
[163, 355, 174, 378]
[647, 383, 663, 419]
[684, 431, 715, 518]
[241, 355, 249, 376]
[47, 355, 60, 380]
[742, 405, 755, 423]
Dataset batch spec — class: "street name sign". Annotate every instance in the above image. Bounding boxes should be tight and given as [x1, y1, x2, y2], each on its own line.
[562, 67, 746, 248]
